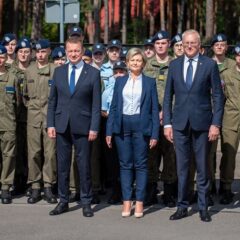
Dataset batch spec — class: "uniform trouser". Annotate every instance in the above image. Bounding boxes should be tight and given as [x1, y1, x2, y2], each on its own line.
[27, 125, 56, 189]
[148, 127, 177, 184]
[220, 127, 240, 190]
[0, 131, 16, 190]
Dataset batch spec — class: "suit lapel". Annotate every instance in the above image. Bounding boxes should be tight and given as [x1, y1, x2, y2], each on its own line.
[119, 75, 128, 112]
[190, 54, 203, 90]
[141, 74, 146, 105]
[63, 63, 71, 96]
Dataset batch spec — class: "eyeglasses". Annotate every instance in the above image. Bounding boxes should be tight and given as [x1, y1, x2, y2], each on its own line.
[183, 42, 199, 47]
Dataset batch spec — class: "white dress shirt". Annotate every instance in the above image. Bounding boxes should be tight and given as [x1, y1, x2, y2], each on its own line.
[122, 74, 142, 115]
[183, 54, 199, 82]
[68, 60, 84, 85]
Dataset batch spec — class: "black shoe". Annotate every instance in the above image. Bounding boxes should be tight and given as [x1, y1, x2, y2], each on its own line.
[199, 210, 211, 222]
[219, 190, 234, 205]
[1, 190, 12, 204]
[82, 204, 94, 217]
[69, 192, 80, 203]
[208, 194, 214, 207]
[91, 192, 100, 204]
[170, 208, 188, 220]
[49, 202, 69, 216]
[144, 182, 158, 206]
[44, 187, 58, 204]
[27, 189, 42, 204]
[25, 186, 32, 197]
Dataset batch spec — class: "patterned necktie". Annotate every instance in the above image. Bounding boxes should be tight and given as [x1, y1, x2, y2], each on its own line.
[186, 59, 193, 90]
[69, 65, 76, 94]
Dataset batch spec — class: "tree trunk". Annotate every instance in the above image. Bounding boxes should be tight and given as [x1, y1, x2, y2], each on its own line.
[206, 0, 214, 40]
[104, 0, 109, 43]
[122, 0, 127, 44]
[13, 0, 19, 34]
[177, 0, 185, 33]
[86, 11, 94, 44]
[167, 0, 173, 35]
[0, 0, 3, 36]
[22, 0, 28, 36]
[160, 0, 165, 30]
[149, 1, 155, 36]
[93, 0, 100, 42]
[31, 0, 43, 39]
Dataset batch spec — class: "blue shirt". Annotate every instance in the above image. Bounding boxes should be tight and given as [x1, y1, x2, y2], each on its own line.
[100, 61, 113, 89]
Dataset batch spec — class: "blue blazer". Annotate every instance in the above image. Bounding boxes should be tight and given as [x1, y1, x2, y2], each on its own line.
[47, 62, 101, 135]
[163, 54, 224, 131]
[106, 74, 160, 139]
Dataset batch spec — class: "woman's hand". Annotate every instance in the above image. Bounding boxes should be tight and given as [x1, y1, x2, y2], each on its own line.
[106, 136, 112, 148]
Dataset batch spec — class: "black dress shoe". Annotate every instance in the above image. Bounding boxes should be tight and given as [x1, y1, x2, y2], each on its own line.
[27, 189, 42, 204]
[69, 192, 80, 203]
[219, 190, 234, 205]
[44, 187, 58, 204]
[82, 204, 94, 217]
[49, 202, 69, 216]
[1, 190, 12, 204]
[199, 210, 211, 222]
[91, 192, 100, 204]
[170, 208, 188, 220]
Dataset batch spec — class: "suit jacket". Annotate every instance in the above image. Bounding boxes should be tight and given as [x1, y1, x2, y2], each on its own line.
[163, 54, 224, 131]
[47, 62, 101, 135]
[106, 73, 160, 139]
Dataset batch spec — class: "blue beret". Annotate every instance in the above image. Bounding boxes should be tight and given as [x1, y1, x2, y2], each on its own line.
[171, 33, 182, 47]
[0, 45, 7, 54]
[51, 46, 66, 59]
[234, 44, 240, 55]
[144, 38, 154, 46]
[2, 33, 17, 45]
[107, 39, 122, 49]
[83, 49, 92, 58]
[34, 39, 50, 50]
[152, 31, 169, 42]
[113, 61, 127, 71]
[211, 34, 227, 46]
[68, 26, 83, 37]
[92, 43, 105, 54]
[16, 39, 31, 52]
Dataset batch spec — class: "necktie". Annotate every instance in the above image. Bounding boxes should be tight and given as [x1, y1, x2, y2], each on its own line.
[186, 59, 193, 90]
[69, 65, 76, 94]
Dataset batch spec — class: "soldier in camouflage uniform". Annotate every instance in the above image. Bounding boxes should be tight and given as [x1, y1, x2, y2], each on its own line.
[219, 44, 240, 204]
[23, 39, 57, 204]
[144, 31, 177, 207]
[0, 45, 18, 204]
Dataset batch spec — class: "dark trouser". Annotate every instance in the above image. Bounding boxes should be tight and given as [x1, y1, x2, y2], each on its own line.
[114, 115, 149, 201]
[173, 125, 210, 210]
[56, 126, 92, 205]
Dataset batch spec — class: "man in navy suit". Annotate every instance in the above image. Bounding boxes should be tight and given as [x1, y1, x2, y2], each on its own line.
[163, 30, 224, 222]
[47, 37, 101, 217]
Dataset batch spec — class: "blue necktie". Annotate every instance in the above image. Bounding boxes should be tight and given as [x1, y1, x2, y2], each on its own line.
[186, 59, 193, 90]
[69, 65, 76, 94]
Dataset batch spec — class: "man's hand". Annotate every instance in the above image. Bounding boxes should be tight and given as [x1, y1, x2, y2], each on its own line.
[106, 136, 112, 148]
[208, 125, 220, 141]
[48, 127, 56, 139]
[164, 127, 174, 143]
[88, 131, 98, 141]
[149, 139, 158, 149]
[159, 111, 163, 126]
[101, 111, 108, 118]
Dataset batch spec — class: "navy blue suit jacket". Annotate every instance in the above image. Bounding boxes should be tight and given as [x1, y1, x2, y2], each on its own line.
[47, 62, 101, 135]
[106, 74, 160, 139]
[163, 54, 224, 131]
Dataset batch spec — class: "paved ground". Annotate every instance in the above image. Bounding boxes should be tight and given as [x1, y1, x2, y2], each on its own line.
[1, 150, 240, 240]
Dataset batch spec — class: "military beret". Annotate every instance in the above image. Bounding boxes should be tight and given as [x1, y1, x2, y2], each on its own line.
[68, 26, 83, 37]
[234, 44, 240, 55]
[144, 38, 154, 46]
[83, 49, 92, 58]
[152, 31, 169, 42]
[120, 47, 128, 58]
[107, 39, 122, 49]
[16, 39, 31, 52]
[92, 43, 105, 54]
[113, 61, 127, 71]
[1, 33, 17, 45]
[0, 45, 7, 54]
[51, 46, 66, 59]
[34, 39, 50, 50]
[171, 33, 182, 47]
[211, 33, 227, 46]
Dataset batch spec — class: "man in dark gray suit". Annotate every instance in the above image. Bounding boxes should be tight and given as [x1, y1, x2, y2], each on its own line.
[163, 29, 224, 222]
[47, 37, 101, 217]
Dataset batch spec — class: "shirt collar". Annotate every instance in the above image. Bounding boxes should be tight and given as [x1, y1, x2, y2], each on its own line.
[184, 53, 199, 63]
[69, 60, 84, 69]
[129, 73, 142, 81]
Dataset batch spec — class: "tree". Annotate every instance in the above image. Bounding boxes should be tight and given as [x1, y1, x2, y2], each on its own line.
[103, 0, 109, 43]
[122, 0, 127, 44]
[31, 0, 44, 39]
[206, 0, 214, 40]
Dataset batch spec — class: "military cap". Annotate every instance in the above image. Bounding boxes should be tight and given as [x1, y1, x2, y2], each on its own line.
[2, 33, 17, 45]
[51, 46, 66, 59]
[144, 38, 154, 46]
[92, 43, 105, 54]
[120, 47, 128, 59]
[15, 39, 31, 52]
[83, 49, 92, 58]
[113, 61, 127, 71]
[34, 39, 50, 50]
[171, 33, 182, 47]
[68, 26, 84, 37]
[234, 44, 240, 55]
[211, 33, 227, 46]
[152, 30, 169, 42]
[0, 45, 7, 54]
[107, 39, 122, 49]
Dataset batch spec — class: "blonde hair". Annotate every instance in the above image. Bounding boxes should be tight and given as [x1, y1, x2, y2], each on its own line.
[126, 47, 147, 65]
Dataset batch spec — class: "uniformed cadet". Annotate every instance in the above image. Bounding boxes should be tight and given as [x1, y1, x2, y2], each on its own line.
[0, 45, 18, 204]
[68, 26, 85, 42]
[23, 39, 57, 204]
[51, 46, 66, 66]
[218, 44, 240, 204]
[11, 38, 32, 195]
[144, 30, 177, 207]
[82, 49, 93, 65]
[92, 43, 106, 70]
[100, 39, 121, 89]
[1, 33, 17, 70]
[143, 38, 155, 59]
[171, 33, 183, 58]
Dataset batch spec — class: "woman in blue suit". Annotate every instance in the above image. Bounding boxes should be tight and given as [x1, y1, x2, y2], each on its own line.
[106, 48, 160, 218]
